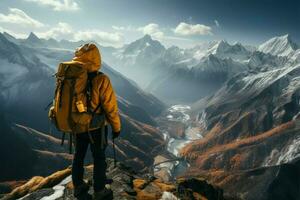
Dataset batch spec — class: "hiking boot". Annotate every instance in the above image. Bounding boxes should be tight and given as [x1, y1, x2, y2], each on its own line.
[76, 193, 93, 200]
[74, 181, 91, 199]
[93, 187, 113, 200]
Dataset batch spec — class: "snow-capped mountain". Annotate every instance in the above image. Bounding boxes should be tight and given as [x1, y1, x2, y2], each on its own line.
[248, 50, 288, 70]
[122, 34, 300, 103]
[2, 32, 20, 44]
[99, 34, 300, 103]
[2, 32, 299, 105]
[123, 34, 165, 56]
[1, 31, 300, 200]
[3, 31, 112, 51]
[109, 34, 165, 66]
[0, 32, 165, 130]
[160, 45, 186, 63]
[103, 35, 254, 102]
[196, 40, 251, 61]
[104, 35, 166, 87]
[184, 62, 300, 199]
[0, 33, 53, 100]
[258, 34, 299, 57]
[24, 32, 45, 47]
[178, 53, 246, 74]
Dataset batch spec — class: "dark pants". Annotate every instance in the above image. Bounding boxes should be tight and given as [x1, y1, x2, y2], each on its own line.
[72, 128, 107, 192]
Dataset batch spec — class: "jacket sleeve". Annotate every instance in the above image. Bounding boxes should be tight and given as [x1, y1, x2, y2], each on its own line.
[93, 74, 121, 132]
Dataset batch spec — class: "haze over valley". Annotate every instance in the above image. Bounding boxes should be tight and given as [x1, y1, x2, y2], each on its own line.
[0, 0, 299, 198]
[0, 29, 300, 199]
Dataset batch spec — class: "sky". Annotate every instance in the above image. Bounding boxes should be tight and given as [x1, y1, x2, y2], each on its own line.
[0, 0, 299, 48]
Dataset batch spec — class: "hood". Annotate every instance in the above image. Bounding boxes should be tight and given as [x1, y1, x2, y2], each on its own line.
[72, 43, 101, 72]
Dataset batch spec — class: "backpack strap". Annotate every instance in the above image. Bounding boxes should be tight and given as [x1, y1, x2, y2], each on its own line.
[86, 71, 104, 144]
[87, 71, 104, 115]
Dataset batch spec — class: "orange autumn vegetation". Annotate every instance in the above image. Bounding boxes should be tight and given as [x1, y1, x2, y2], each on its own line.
[183, 111, 256, 157]
[133, 179, 176, 200]
[181, 122, 223, 160]
[2, 168, 71, 200]
[182, 120, 295, 163]
[229, 154, 244, 170]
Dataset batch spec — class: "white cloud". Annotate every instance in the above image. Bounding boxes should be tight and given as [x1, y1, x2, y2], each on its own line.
[138, 23, 164, 39]
[35, 22, 73, 39]
[112, 25, 134, 31]
[25, 0, 79, 11]
[0, 8, 44, 28]
[214, 20, 220, 27]
[74, 30, 124, 47]
[174, 22, 212, 36]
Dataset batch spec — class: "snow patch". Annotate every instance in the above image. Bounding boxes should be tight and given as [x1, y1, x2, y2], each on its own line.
[277, 136, 300, 165]
[185, 126, 203, 140]
[160, 191, 179, 200]
[264, 135, 300, 167]
[263, 149, 280, 166]
[258, 34, 298, 57]
[167, 138, 192, 157]
[198, 110, 207, 130]
[40, 175, 72, 200]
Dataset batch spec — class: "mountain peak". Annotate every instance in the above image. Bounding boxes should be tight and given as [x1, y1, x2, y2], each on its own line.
[27, 32, 39, 41]
[215, 40, 230, 49]
[142, 34, 152, 41]
[0, 32, 7, 41]
[277, 34, 295, 45]
[208, 39, 230, 54]
[24, 32, 44, 47]
[3, 32, 16, 39]
[258, 34, 298, 57]
[218, 39, 228, 44]
[0, 32, 13, 45]
[1, 32, 20, 44]
[282, 33, 290, 39]
[123, 34, 165, 55]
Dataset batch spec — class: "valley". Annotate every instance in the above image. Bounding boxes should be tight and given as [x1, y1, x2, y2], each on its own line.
[0, 32, 300, 200]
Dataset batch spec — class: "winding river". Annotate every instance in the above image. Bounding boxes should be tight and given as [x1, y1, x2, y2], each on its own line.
[154, 105, 204, 179]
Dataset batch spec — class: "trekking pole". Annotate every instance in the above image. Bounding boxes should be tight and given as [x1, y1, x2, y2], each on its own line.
[69, 133, 73, 154]
[61, 132, 65, 146]
[112, 137, 117, 168]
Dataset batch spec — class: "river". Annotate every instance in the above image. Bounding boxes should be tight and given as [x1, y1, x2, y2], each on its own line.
[154, 105, 204, 180]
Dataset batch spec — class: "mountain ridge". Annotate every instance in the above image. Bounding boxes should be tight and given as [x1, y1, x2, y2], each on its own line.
[1, 31, 300, 200]
[258, 34, 299, 57]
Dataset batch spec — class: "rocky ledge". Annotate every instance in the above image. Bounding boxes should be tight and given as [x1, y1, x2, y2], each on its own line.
[1, 159, 224, 200]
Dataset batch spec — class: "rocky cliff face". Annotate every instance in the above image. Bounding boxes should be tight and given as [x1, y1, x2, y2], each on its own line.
[180, 64, 300, 198]
[177, 36, 300, 200]
[1, 159, 224, 200]
[185, 158, 300, 200]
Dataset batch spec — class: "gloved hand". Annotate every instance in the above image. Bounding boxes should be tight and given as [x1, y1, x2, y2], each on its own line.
[112, 131, 120, 139]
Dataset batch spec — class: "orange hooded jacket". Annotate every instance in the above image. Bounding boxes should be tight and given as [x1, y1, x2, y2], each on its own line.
[71, 43, 121, 132]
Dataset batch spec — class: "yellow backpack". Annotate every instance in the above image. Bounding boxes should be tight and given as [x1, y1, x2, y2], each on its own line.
[48, 62, 105, 135]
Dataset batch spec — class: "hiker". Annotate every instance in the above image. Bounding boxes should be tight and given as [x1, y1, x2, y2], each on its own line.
[49, 43, 121, 200]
